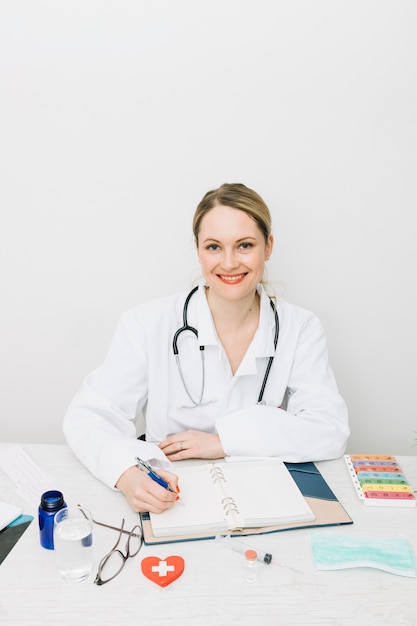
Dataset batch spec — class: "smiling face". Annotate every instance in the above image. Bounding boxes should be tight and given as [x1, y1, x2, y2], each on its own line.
[196, 204, 273, 303]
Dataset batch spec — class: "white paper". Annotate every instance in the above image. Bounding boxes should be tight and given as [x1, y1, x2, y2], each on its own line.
[0, 445, 62, 510]
[0, 501, 22, 531]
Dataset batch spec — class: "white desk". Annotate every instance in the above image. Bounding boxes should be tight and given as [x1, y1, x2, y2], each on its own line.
[0, 444, 416, 626]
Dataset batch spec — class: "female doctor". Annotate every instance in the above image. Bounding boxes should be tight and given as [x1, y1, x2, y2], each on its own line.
[63, 183, 349, 513]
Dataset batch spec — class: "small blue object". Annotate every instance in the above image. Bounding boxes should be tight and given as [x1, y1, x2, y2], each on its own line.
[38, 490, 67, 550]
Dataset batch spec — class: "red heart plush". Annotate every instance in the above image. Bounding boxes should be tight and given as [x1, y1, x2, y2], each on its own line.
[141, 556, 185, 587]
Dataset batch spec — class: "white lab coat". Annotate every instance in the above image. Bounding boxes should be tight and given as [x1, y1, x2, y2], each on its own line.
[63, 283, 349, 488]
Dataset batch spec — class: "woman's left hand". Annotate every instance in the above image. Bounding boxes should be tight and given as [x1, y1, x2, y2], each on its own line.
[159, 430, 225, 460]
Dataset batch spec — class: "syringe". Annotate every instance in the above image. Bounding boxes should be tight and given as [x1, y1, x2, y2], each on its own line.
[215, 534, 272, 564]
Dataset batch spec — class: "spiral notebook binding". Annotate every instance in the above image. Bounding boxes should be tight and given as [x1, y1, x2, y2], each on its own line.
[209, 465, 226, 484]
[222, 497, 243, 531]
[221, 496, 240, 515]
[208, 464, 244, 531]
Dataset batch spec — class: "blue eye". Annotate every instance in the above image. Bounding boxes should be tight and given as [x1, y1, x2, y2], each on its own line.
[207, 244, 219, 251]
[240, 242, 253, 249]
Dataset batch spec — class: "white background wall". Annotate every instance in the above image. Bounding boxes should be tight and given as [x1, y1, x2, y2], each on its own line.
[1, 0, 416, 454]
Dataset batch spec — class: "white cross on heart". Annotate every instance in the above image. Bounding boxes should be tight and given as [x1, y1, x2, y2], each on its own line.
[141, 556, 185, 587]
[152, 561, 175, 576]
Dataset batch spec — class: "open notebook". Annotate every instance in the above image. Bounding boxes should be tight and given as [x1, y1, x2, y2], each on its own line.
[148, 460, 315, 538]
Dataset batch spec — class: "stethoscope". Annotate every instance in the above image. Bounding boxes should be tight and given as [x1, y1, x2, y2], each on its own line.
[172, 286, 279, 407]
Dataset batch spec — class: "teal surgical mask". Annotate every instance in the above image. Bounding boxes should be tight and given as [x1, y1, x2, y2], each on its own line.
[311, 532, 417, 578]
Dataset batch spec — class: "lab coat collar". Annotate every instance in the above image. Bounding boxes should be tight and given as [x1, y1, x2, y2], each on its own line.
[255, 284, 277, 357]
[194, 281, 277, 371]
[195, 282, 218, 347]
[236, 285, 276, 375]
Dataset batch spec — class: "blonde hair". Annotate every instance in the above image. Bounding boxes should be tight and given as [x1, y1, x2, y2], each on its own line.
[192, 183, 272, 245]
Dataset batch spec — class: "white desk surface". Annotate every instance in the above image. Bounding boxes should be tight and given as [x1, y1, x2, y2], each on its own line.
[0, 444, 416, 626]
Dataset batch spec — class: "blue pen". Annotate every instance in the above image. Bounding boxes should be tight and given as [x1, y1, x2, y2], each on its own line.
[135, 457, 179, 497]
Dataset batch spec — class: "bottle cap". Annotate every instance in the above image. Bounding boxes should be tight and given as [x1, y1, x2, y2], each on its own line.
[245, 549, 257, 561]
[40, 490, 65, 511]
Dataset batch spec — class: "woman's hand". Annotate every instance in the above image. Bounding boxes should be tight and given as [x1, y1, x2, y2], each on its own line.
[115, 465, 179, 513]
[159, 430, 225, 460]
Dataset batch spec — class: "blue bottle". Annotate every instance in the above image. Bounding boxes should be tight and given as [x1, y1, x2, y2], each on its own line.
[38, 490, 67, 549]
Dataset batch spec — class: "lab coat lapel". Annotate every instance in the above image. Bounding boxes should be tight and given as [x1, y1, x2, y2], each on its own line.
[212, 284, 277, 377]
[237, 286, 276, 376]
[194, 284, 219, 348]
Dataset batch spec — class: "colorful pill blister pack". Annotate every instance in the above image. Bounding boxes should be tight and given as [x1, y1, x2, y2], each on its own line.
[344, 454, 416, 507]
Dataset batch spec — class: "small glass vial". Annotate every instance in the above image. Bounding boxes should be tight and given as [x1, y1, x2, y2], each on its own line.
[38, 490, 67, 550]
[242, 549, 258, 582]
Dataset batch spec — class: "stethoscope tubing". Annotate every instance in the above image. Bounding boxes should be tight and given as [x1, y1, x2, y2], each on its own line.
[172, 286, 201, 356]
[172, 286, 279, 406]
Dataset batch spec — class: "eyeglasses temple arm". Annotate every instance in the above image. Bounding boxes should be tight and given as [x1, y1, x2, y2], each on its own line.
[77, 505, 142, 537]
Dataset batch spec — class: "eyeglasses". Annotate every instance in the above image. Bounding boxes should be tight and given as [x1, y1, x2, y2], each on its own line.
[93, 517, 144, 586]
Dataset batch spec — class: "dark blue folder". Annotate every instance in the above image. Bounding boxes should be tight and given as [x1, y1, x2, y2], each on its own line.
[285, 462, 339, 500]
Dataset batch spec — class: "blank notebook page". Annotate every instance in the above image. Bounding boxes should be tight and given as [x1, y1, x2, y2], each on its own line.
[149, 460, 315, 537]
